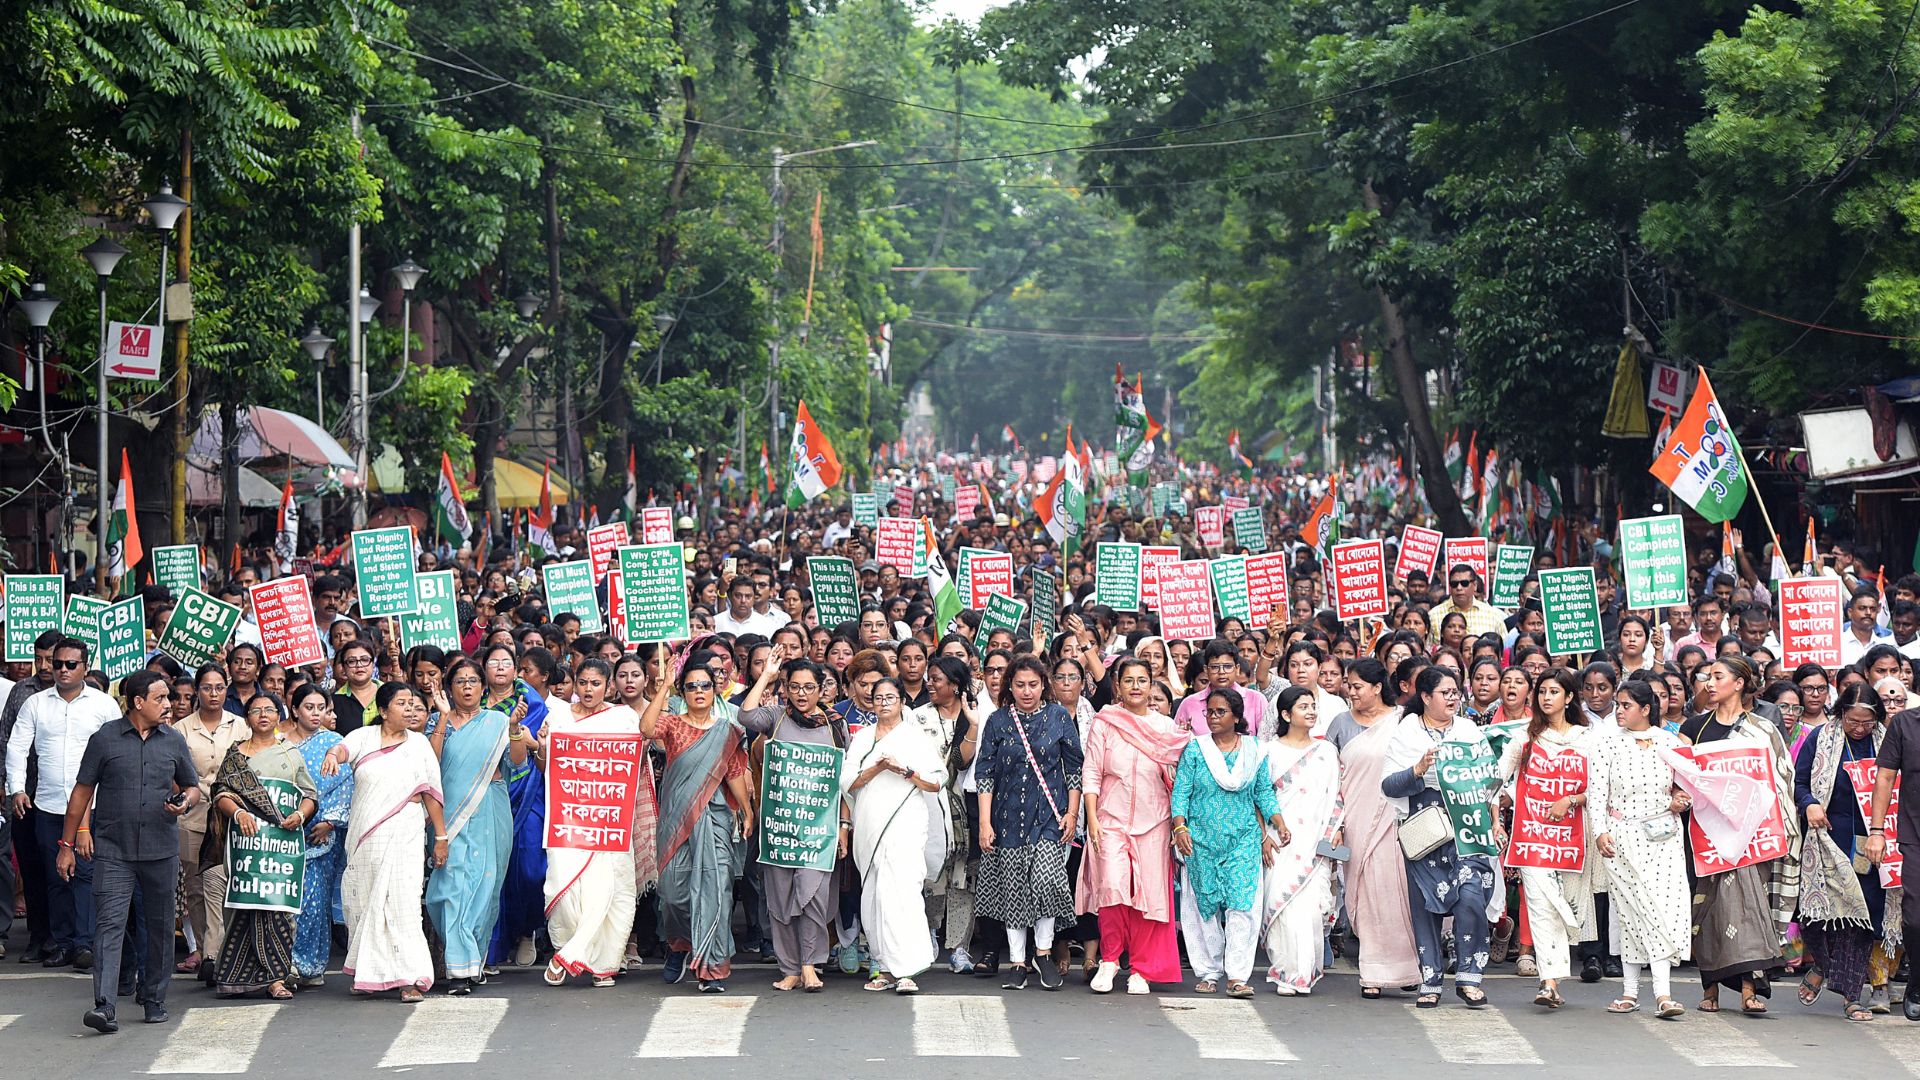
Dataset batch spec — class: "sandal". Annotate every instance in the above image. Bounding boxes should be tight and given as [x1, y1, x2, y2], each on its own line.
[1655, 997, 1685, 1019]
[544, 959, 568, 987]
[1697, 996, 1720, 1013]
[175, 954, 201, 974]
[1360, 986, 1383, 1000]
[1226, 981, 1255, 999]
[1415, 993, 1441, 1009]
[863, 973, 897, 992]
[1845, 1001, 1874, 1022]
[1798, 974, 1824, 1007]
[1740, 995, 1768, 1015]
[1193, 979, 1218, 994]
[1607, 996, 1640, 1014]
[398, 988, 424, 1004]
[592, 975, 616, 988]
[894, 978, 919, 995]
[267, 982, 294, 1000]
[1456, 985, 1488, 1009]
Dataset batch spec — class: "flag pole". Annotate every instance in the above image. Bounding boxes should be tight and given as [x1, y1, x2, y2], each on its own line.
[1735, 445, 1788, 573]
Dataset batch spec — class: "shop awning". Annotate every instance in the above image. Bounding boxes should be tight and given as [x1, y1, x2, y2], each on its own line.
[489, 458, 572, 508]
[186, 459, 283, 508]
[191, 405, 355, 471]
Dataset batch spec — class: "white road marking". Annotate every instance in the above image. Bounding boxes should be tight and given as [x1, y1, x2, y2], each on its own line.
[0, 1014, 17, 1033]
[1408, 1002, 1543, 1065]
[1157, 997, 1298, 1061]
[148, 1004, 286, 1074]
[1863, 1021, 1920, 1077]
[377, 996, 509, 1068]
[634, 995, 757, 1057]
[913, 995, 1017, 1056]
[1643, 1013, 1792, 1067]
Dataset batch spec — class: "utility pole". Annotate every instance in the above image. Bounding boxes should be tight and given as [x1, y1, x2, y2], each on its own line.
[168, 133, 194, 548]
[348, 109, 367, 529]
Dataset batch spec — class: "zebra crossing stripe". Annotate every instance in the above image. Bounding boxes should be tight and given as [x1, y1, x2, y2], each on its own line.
[634, 995, 757, 1057]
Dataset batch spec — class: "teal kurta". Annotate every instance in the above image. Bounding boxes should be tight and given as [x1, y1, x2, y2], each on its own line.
[1171, 739, 1278, 916]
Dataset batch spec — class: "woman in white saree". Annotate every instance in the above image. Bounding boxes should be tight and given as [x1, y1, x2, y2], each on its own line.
[843, 677, 948, 994]
[1262, 686, 1344, 994]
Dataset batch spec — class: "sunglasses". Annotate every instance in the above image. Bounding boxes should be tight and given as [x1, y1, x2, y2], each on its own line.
[682, 682, 714, 692]
[51, 659, 84, 671]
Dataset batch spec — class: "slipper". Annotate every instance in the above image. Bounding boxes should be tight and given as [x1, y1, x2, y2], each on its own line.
[1740, 995, 1768, 1016]
[894, 978, 919, 995]
[398, 989, 424, 1004]
[1655, 998, 1685, 1019]
[267, 983, 294, 1000]
[863, 974, 897, 992]
[1226, 982, 1255, 999]
[1415, 993, 1441, 1009]
[1607, 996, 1640, 1014]
[544, 959, 568, 987]
[174, 955, 201, 974]
[1457, 985, 1489, 1009]
[1845, 1002, 1874, 1022]
[1697, 998, 1721, 1013]
[1193, 979, 1218, 994]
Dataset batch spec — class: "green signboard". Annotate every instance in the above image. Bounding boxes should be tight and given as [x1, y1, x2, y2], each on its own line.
[1435, 738, 1501, 858]
[1539, 565, 1604, 657]
[224, 777, 306, 913]
[1031, 570, 1060, 642]
[619, 543, 690, 643]
[1232, 506, 1267, 554]
[1095, 542, 1142, 613]
[809, 556, 862, 629]
[1210, 555, 1252, 623]
[756, 740, 845, 872]
[1619, 514, 1690, 609]
[399, 569, 462, 651]
[978, 593, 1028, 638]
[157, 587, 242, 668]
[1489, 544, 1535, 609]
[540, 561, 604, 635]
[350, 526, 418, 618]
[151, 545, 201, 598]
[852, 493, 879, 528]
[96, 595, 147, 681]
[62, 594, 109, 662]
[4, 574, 64, 663]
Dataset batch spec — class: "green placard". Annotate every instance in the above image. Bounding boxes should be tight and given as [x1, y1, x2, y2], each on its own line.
[1482, 719, 1530, 766]
[873, 481, 894, 514]
[63, 594, 109, 662]
[756, 740, 845, 871]
[1435, 738, 1501, 858]
[1095, 542, 1142, 613]
[157, 588, 242, 668]
[4, 574, 64, 663]
[1619, 514, 1690, 609]
[399, 569, 462, 651]
[1232, 506, 1267, 553]
[978, 592, 1028, 637]
[96, 595, 146, 681]
[1539, 565, 1604, 657]
[224, 777, 305, 912]
[1489, 544, 1536, 608]
[1209, 555, 1252, 623]
[852, 493, 879, 528]
[151, 545, 201, 597]
[940, 475, 957, 504]
[619, 543, 690, 643]
[809, 556, 862, 629]
[912, 527, 928, 579]
[1151, 481, 1179, 518]
[350, 526, 418, 618]
[1030, 570, 1060, 642]
[540, 561, 603, 635]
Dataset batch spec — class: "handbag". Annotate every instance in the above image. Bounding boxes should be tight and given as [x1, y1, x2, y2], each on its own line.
[1639, 814, 1678, 843]
[1397, 804, 1451, 860]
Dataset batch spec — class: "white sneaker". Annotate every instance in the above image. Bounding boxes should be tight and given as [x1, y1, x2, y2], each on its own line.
[948, 946, 974, 974]
[1090, 962, 1119, 994]
[1126, 973, 1150, 995]
[513, 936, 538, 967]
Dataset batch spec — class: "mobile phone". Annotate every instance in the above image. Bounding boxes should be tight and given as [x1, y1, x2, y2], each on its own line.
[165, 791, 188, 809]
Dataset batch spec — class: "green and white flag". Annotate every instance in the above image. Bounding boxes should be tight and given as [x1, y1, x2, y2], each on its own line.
[1114, 366, 1162, 486]
[433, 452, 472, 546]
[922, 520, 962, 634]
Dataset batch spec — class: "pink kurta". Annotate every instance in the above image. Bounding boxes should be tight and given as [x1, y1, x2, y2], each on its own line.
[1077, 710, 1183, 921]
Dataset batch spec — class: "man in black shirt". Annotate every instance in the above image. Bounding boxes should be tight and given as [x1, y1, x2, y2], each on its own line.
[55, 670, 199, 1033]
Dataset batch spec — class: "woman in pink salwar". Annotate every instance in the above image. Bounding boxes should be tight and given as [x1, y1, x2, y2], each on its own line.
[1078, 658, 1189, 995]
[1338, 682, 1422, 999]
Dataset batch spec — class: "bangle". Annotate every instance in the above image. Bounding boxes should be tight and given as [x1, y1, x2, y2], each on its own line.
[58, 839, 74, 849]
[1172, 824, 1189, 833]
[435, 834, 450, 841]
[77, 827, 91, 834]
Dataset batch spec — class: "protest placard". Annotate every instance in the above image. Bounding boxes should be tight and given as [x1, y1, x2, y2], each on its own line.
[873, 480, 894, 513]
[618, 544, 689, 643]
[1209, 556, 1252, 623]
[639, 507, 673, 545]
[1194, 505, 1226, 549]
[940, 475, 957, 504]
[157, 588, 242, 668]
[544, 731, 645, 852]
[97, 595, 146, 681]
[1156, 560, 1217, 642]
[1395, 525, 1443, 581]
[1507, 745, 1589, 871]
[1330, 539, 1389, 621]
[588, 521, 631, 582]
[606, 564, 628, 643]
[893, 483, 915, 515]
[1141, 546, 1182, 611]
[1222, 494, 1249, 511]
[1095, 542, 1143, 612]
[250, 578, 326, 669]
[1442, 536, 1489, 585]
[1539, 566, 1603, 656]
[852, 492, 879, 527]
[874, 517, 919, 574]
[1245, 551, 1290, 621]
[955, 483, 980, 521]
[1151, 481, 1179, 519]
[978, 593, 1029, 637]
[1778, 576, 1845, 669]
[1619, 514, 1690, 609]
[1031, 569, 1060, 641]
[1435, 739, 1501, 857]
[1489, 544, 1536, 608]
[757, 740, 845, 871]
[152, 544, 200, 597]
[350, 526, 418, 617]
[541, 561, 604, 634]
[1232, 506, 1267, 553]
[395, 569, 461, 652]
[62, 594, 108, 662]
[962, 549, 1013, 609]
[1844, 760, 1902, 888]
[809, 556, 862, 629]
[4, 574, 63, 662]
[1675, 743, 1790, 876]
[224, 777, 305, 912]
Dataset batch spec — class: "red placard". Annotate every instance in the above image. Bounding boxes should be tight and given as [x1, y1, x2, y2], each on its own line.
[1222, 494, 1249, 511]
[966, 550, 1013, 609]
[544, 731, 645, 851]
[1194, 506, 1226, 548]
[1843, 760, 1903, 889]
[955, 482, 981, 521]
[250, 578, 326, 669]
[1246, 551, 1291, 621]
[1396, 525, 1443, 581]
[1140, 546, 1183, 611]
[1330, 539, 1390, 621]
[1507, 744, 1589, 871]
[1778, 576, 1845, 670]
[587, 521, 631, 583]
[606, 566, 629, 644]
[1676, 743, 1790, 876]
[640, 507, 673, 545]
[875, 517, 919, 573]
[894, 484, 915, 514]
[1155, 560, 1217, 642]
[1442, 536, 1489, 585]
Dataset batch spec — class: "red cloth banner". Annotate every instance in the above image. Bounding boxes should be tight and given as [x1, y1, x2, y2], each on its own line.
[1507, 745, 1588, 871]
[1141, 545, 1182, 611]
[545, 731, 644, 852]
[1675, 743, 1790, 876]
[587, 521, 631, 583]
[1843, 759, 1903, 889]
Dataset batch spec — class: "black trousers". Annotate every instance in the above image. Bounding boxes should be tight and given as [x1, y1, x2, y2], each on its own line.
[12, 808, 51, 948]
[92, 855, 177, 1011]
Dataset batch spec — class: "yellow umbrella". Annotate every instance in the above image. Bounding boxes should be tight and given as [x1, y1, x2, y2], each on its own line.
[489, 458, 572, 508]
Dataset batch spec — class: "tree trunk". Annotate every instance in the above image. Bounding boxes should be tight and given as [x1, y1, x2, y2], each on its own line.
[1361, 180, 1469, 535]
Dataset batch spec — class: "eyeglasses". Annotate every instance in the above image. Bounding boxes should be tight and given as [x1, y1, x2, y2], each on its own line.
[247, 708, 279, 719]
[51, 659, 84, 671]
[1051, 673, 1082, 684]
[1204, 707, 1231, 718]
[1434, 688, 1462, 699]
[682, 682, 714, 693]
[985, 666, 1008, 675]
[451, 678, 483, 688]
[785, 683, 819, 693]
[344, 657, 373, 667]
[1449, 579, 1474, 589]
[870, 694, 901, 705]
[1777, 704, 1804, 716]
[200, 682, 228, 693]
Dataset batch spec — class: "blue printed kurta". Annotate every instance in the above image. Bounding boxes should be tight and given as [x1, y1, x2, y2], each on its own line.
[1171, 739, 1277, 917]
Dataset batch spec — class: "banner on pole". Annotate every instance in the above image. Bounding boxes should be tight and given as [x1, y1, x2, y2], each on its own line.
[961, 549, 1013, 609]
[1095, 542, 1143, 613]
[1031, 569, 1061, 642]
[874, 517, 918, 574]
[1489, 545, 1536, 609]
[1246, 551, 1291, 622]
[4, 574, 63, 663]
[1395, 525, 1443, 581]
[588, 521, 632, 583]
[62, 594, 109, 663]
[1155, 560, 1217, 642]
[639, 507, 673, 546]
[1779, 576, 1845, 669]
[619, 544, 690, 643]
[1141, 546, 1182, 611]
[97, 595, 146, 681]
[852, 492, 879, 527]
[1210, 556, 1252, 623]
[1231, 507, 1267, 553]
[1619, 514, 1690, 609]
[1194, 506, 1226, 549]
[1442, 536, 1489, 586]
[152, 545, 201, 597]
[978, 593, 1029, 637]
[157, 588, 242, 668]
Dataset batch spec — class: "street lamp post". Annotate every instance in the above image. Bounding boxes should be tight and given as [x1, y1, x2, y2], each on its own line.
[142, 184, 188, 332]
[18, 283, 62, 579]
[300, 325, 335, 426]
[368, 257, 427, 406]
[80, 237, 127, 593]
[352, 286, 378, 520]
[766, 141, 875, 448]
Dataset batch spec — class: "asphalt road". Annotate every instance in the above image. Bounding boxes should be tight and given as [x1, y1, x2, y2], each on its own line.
[0, 950, 1912, 1079]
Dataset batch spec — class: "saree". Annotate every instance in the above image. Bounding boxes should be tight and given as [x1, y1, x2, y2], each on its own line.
[292, 730, 352, 981]
[211, 742, 317, 995]
[1338, 719, 1422, 988]
[655, 713, 748, 982]
[340, 727, 443, 992]
[1687, 712, 1802, 995]
[846, 719, 948, 979]
[425, 709, 512, 979]
[488, 680, 549, 966]
[1261, 739, 1344, 993]
[544, 705, 642, 978]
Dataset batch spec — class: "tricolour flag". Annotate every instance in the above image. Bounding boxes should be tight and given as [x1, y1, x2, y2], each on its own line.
[527, 462, 557, 556]
[1035, 435, 1087, 556]
[785, 400, 843, 509]
[433, 452, 471, 547]
[1227, 429, 1252, 480]
[273, 477, 299, 571]
[1115, 367, 1163, 486]
[106, 447, 143, 595]
[1802, 518, 1817, 576]
[923, 519, 961, 633]
[1649, 369, 1748, 523]
[1301, 486, 1336, 553]
[1443, 429, 1463, 489]
[1002, 424, 1021, 454]
[623, 446, 638, 522]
